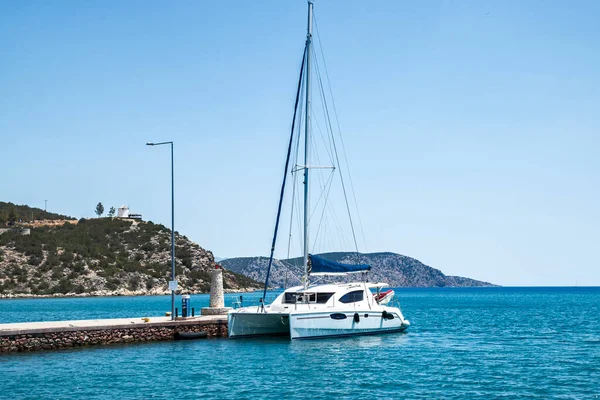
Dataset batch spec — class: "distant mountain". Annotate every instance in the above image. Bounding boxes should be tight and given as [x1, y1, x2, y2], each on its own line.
[220, 252, 496, 288]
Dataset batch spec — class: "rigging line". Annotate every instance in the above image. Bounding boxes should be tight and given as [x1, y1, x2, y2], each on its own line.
[313, 171, 333, 247]
[310, 56, 335, 164]
[312, 174, 334, 254]
[324, 182, 350, 251]
[286, 159, 299, 261]
[310, 104, 335, 164]
[277, 260, 303, 284]
[308, 172, 329, 224]
[313, 44, 360, 261]
[291, 82, 304, 172]
[309, 120, 334, 219]
[293, 85, 305, 247]
[308, 63, 335, 171]
[279, 258, 302, 270]
[295, 176, 303, 253]
[311, 50, 337, 167]
[312, 170, 335, 250]
[291, 140, 303, 258]
[311, 45, 347, 235]
[311, 121, 348, 251]
[292, 56, 306, 258]
[307, 134, 331, 224]
[262, 46, 306, 305]
[293, 153, 303, 255]
[307, 119, 329, 215]
[288, 65, 306, 261]
[314, 15, 368, 255]
[323, 218, 333, 256]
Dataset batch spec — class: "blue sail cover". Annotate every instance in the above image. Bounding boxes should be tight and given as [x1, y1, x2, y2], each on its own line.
[309, 254, 371, 275]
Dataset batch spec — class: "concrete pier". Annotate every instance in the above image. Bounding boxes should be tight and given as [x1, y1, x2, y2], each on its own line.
[0, 315, 227, 353]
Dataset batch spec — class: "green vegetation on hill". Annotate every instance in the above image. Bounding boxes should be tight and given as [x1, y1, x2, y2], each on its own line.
[0, 201, 75, 225]
[0, 218, 260, 296]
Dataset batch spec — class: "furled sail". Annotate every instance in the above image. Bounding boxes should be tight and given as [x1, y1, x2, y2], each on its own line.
[308, 254, 371, 275]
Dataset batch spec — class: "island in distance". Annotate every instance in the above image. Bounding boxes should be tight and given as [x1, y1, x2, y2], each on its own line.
[220, 252, 497, 288]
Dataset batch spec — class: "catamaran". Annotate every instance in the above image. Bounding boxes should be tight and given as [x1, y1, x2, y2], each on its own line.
[228, 1, 409, 340]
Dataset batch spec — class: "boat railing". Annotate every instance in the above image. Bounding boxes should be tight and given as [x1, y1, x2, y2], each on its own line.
[388, 296, 405, 313]
[230, 295, 279, 309]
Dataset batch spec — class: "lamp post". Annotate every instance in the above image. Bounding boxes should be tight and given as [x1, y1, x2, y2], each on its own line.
[146, 141, 176, 321]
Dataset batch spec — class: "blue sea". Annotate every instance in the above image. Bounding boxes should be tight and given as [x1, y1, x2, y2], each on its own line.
[1, 287, 599, 399]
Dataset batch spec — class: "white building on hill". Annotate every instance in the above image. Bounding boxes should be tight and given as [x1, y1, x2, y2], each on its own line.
[117, 205, 142, 220]
[117, 205, 130, 218]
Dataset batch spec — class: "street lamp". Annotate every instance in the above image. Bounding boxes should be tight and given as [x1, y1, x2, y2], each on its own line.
[146, 141, 176, 321]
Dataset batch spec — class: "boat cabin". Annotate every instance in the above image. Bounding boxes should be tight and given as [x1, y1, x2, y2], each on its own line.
[273, 283, 385, 311]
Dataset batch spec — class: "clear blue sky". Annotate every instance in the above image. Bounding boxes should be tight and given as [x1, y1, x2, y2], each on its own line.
[1, 1, 598, 286]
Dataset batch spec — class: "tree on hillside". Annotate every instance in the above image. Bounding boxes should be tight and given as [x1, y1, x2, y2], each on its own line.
[8, 208, 17, 225]
[108, 206, 116, 218]
[95, 202, 104, 218]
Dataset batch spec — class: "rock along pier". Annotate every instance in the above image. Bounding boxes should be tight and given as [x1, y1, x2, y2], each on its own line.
[0, 315, 227, 353]
[1, 266, 233, 354]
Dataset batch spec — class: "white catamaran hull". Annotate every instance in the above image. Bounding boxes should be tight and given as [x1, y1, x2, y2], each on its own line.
[289, 308, 409, 340]
[228, 309, 290, 338]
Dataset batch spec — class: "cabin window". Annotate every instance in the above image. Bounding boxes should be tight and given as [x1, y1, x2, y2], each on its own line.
[283, 292, 317, 304]
[284, 292, 333, 304]
[338, 290, 364, 304]
[304, 293, 316, 303]
[316, 293, 334, 304]
[284, 292, 300, 304]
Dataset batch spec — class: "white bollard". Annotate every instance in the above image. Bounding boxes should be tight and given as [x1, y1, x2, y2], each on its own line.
[210, 268, 224, 307]
[201, 266, 231, 315]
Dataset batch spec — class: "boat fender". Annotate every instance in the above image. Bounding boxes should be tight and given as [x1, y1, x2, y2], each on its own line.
[381, 311, 395, 320]
[354, 313, 360, 323]
[174, 331, 208, 340]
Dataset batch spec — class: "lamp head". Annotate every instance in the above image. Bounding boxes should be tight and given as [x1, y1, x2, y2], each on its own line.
[146, 142, 155, 146]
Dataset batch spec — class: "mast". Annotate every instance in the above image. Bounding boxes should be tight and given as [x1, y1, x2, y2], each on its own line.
[302, 1, 313, 289]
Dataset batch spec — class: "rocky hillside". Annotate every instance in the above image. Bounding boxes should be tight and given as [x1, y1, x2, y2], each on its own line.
[0, 218, 260, 297]
[220, 252, 496, 288]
